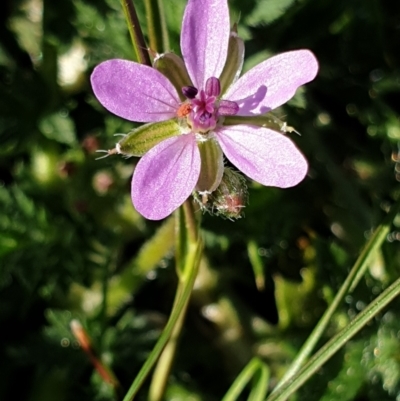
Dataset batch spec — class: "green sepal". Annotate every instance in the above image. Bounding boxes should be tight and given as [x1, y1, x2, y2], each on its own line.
[219, 28, 245, 95]
[117, 119, 181, 157]
[154, 53, 192, 101]
[196, 138, 224, 193]
[224, 113, 297, 134]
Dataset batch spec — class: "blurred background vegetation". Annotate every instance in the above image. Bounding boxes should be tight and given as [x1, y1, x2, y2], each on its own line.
[1, 0, 400, 400]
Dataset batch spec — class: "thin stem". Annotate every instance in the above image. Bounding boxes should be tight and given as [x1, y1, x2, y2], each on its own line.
[143, 0, 170, 53]
[122, 235, 202, 401]
[266, 276, 400, 401]
[148, 199, 200, 401]
[182, 199, 199, 243]
[148, 282, 187, 401]
[70, 320, 121, 395]
[221, 358, 269, 401]
[121, 0, 152, 66]
[272, 203, 399, 393]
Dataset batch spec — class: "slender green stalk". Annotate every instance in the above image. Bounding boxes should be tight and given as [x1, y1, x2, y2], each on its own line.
[122, 236, 202, 401]
[348, 205, 399, 292]
[121, 0, 152, 66]
[182, 199, 199, 243]
[272, 204, 398, 393]
[148, 282, 187, 401]
[144, 0, 170, 53]
[266, 276, 400, 401]
[222, 358, 269, 401]
[247, 240, 265, 291]
[70, 320, 121, 395]
[148, 199, 200, 401]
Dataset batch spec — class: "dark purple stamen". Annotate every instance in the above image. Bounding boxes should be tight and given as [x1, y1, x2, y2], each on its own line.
[182, 85, 198, 99]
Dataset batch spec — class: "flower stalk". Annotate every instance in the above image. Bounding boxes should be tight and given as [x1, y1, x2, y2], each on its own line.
[144, 0, 170, 53]
[120, 0, 152, 66]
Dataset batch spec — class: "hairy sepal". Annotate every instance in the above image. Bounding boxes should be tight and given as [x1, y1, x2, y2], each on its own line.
[118, 119, 181, 157]
[219, 30, 245, 95]
[154, 53, 192, 101]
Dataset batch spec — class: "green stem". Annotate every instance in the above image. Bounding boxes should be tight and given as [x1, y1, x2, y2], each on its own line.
[148, 281, 187, 401]
[272, 204, 398, 393]
[123, 201, 203, 401]
[122, 236, 202, 401]
[121, 0, 152, 66]
[144, 0, 170, 53]
[182, 199, 199, 243]
[266, 276, 400, 401]
[148, 199, 200, 401]
[221, 358, 269, 401]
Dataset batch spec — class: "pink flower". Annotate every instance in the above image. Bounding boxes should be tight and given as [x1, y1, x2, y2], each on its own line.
[91, 0, 318, 220]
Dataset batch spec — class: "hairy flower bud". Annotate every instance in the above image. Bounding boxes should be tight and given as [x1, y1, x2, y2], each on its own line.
[194, 167, 248, 220]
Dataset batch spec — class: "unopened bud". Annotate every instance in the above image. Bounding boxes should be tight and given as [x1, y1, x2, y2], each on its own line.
[194, 168, 248, 220]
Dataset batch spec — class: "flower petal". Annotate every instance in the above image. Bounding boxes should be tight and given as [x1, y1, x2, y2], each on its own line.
[91, 59, 180, 122]
[215, 124, 308, 188]
[181, 0, 230, 89]
[131, 135, 201, 220]
[223, 50, 319, 116]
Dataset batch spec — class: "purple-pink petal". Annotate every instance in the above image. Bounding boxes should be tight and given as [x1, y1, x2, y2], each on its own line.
[215, 124, 308, 188]
[223, 50, 319, 116]
[131, 135, 201, 220]
[91, 59, 180, 123]
[181, 0, 230, 90]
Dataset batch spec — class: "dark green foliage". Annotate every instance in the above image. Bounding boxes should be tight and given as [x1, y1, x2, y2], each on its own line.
[1, 0, 400, 400]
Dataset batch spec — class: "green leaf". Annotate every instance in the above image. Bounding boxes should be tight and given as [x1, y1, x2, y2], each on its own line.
[247, 240, 266, 291]
[39, 112, 77, 145]
[245, 0, 296, 26]
[106, 216, 175, 315]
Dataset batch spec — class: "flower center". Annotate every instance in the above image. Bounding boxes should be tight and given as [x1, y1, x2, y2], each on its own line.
[178, 77, 239, 134]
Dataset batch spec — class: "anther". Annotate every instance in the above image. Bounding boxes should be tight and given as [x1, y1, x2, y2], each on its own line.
[182, 86, 198, 99]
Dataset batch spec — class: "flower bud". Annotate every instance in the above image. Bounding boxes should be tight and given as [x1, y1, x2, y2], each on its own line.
[194, 167, 248, 220]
